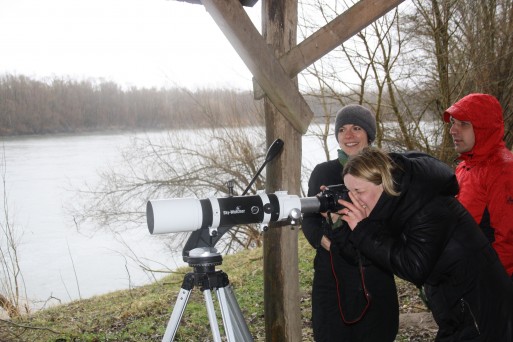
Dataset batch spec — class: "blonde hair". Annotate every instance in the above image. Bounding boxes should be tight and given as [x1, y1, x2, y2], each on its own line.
[342, 147, 400, 196]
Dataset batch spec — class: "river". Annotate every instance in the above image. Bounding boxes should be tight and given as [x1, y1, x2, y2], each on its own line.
[0, 129, 336, 312]
[1, 132, 187, 311]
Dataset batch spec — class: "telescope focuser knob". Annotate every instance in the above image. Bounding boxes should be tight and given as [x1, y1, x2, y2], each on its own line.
[263, 203, 272, 214]
[289, 208, 302, 225]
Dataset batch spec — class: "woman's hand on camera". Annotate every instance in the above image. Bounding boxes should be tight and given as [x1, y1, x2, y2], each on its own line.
[338, 192, 368, 230]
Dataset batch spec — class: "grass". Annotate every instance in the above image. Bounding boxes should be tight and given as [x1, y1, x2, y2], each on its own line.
[0, 235, 433, 341]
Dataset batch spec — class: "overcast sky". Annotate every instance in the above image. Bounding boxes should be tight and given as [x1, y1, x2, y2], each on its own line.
[0, 0, 262, 90]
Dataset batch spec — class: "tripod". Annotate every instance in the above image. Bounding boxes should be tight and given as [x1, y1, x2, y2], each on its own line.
[162, 247, 254, 342]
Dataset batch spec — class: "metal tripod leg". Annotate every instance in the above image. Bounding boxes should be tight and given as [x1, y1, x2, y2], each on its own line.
[162, 288, 191, 342]
[203, 289, 223, 342]
[216, 285, 254, 342]
[162, 285, 224, 342]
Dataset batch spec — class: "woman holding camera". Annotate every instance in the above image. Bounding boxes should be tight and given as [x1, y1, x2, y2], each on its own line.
[337, 147, 513, 341]
[302, 105, 399, 342]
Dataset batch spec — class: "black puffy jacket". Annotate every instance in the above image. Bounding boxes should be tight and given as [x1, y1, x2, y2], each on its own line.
[339, 152, 513, 341]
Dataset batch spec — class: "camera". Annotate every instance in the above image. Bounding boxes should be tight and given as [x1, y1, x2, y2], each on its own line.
[316, 184, 351, 213]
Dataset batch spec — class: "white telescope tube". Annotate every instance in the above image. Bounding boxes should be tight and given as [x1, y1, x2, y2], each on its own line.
[147, 198, 203, 234]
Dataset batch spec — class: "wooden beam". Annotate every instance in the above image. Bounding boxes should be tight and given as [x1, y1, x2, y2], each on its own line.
[280, 0, 405, 78]
[201, 0, 314, 134]
[262, 0, 302, 339]
[252, 0, 405, 99]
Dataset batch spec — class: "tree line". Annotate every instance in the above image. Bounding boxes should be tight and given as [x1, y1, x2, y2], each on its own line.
[0, 75, 263, 136]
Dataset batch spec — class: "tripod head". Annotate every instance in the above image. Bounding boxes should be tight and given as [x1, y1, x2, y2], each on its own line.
[187, 247, 223, 269]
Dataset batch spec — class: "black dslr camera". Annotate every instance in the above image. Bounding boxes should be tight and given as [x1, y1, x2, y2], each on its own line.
[316, 184, 351, 213]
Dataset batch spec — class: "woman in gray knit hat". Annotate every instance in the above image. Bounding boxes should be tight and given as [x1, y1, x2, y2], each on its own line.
[302, 104, 399, 341]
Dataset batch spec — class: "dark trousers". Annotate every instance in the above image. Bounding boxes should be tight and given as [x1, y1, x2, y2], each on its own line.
[311, 249, 399, 342]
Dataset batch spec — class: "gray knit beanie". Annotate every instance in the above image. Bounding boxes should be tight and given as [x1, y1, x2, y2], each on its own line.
[334, 104, 376, 143]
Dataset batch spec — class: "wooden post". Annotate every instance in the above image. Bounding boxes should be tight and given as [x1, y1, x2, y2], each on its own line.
[262, 0, 302, 340]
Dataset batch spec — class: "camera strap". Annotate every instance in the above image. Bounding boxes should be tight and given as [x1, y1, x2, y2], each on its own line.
[329, 235, 372, 324]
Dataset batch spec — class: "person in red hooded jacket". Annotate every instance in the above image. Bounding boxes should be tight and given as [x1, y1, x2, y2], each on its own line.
[443, 93, 513, 280]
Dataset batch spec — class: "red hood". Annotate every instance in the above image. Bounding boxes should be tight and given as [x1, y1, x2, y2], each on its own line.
[443, 93, 506, 162]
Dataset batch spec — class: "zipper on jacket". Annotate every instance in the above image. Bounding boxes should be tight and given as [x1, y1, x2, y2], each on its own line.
[460, 298, 480, 335]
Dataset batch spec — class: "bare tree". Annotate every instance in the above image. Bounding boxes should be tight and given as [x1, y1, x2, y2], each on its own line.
[69, 92, 267, 255]
[453, 0, 513, 147]
[406, 0, 513, 155]
[299, 1, 445, 159]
